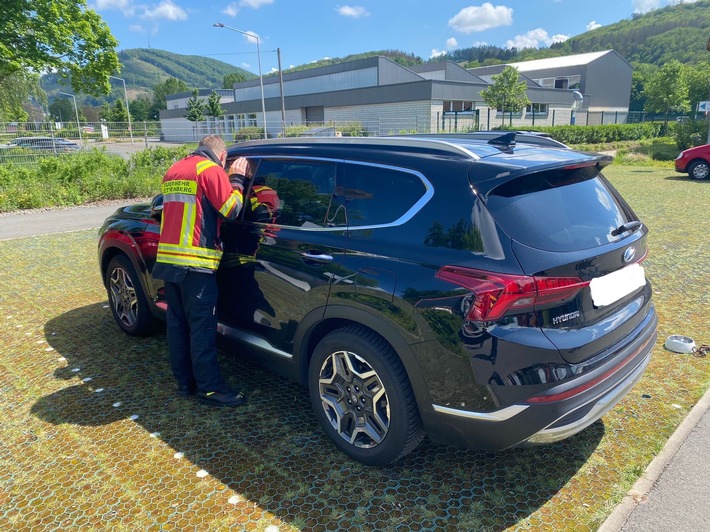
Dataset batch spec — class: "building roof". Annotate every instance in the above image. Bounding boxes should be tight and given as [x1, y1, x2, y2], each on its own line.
[506, 50, 615, 72]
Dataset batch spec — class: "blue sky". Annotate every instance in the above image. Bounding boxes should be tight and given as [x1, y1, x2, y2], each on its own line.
[90, 0, 699, 75]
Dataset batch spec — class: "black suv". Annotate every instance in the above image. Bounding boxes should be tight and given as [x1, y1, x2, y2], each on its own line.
[98, 133, 657, 465]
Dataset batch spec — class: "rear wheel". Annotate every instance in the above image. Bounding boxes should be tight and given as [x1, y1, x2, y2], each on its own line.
[105, 254, 157, 336]
[688, 159, 710, 180]
[308, 326, 424, 465]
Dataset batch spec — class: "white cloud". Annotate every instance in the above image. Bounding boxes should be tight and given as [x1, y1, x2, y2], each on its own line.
[240, 0, 274, 7]
[473, 41, 489, 47]
[129, 24, 145, 32]
[222, 2, 239, 16]
[90, 0, 135, 16]
[337, 5, 371, 18]
[449, 3, 513, 34]
[430, 49, 447, 58]
[586, 20, 602, 31]
[632, 0, 661, 13]
[142, 1, 187, 20]
[446, 37, 459, 49]
[505, 28, 569, 49]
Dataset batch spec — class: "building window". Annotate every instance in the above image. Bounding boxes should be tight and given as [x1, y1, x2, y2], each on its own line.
[554, 78, 569, 89]
[526, 103, 548, 115]
[443, 100, 473, 113]
[237, 113, 257, 128]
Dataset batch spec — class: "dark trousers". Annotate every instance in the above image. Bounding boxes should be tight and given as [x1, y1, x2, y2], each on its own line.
[163, 271, 227, 393]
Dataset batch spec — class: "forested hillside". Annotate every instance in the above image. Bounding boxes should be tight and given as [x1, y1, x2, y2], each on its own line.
[42, 48, 254, 105]
[441, 0, 710, 67]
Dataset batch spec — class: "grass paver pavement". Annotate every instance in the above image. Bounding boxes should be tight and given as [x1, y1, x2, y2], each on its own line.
[0, 165, 708, 531]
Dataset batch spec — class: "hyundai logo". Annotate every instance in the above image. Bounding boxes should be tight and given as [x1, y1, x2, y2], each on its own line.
[623, 246, 636, 263]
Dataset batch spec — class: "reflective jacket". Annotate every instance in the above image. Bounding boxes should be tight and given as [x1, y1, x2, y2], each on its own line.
[154, 148, 243, 274]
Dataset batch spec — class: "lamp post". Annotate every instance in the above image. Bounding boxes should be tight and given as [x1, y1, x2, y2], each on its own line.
[109, 75, 134, 142]
[57, 91, 82, 144]
[214, 22, 268, 139]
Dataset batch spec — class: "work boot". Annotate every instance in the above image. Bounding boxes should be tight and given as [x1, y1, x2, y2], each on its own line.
[198, 389, 247, 407]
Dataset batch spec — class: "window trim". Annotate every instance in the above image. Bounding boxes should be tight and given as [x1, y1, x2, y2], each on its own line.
[239, 155, 435, 231]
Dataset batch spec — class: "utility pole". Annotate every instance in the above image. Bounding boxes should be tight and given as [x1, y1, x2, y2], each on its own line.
[278, 48, 286, 137]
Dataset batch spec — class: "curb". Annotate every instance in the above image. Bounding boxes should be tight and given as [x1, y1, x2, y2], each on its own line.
[597, 384, 710, 531]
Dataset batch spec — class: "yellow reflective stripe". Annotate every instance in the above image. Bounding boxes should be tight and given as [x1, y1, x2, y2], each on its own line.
[157, 243, 223, 270]
[158, 243, 223, 259]
[162, 180, 197, 195]
[179, 202, 197, 247]
[219, 193, 241, 217]
[196, 160, 218, 175]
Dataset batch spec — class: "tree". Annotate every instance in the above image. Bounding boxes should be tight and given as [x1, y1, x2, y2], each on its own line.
[685, 61, 710, 114]
[99, 102, 112, 121]
[223, 72, 248, 89]
[480, 66, 530, 126]
[205, 91, 224, 118]
[111, 98, 129, 123]
[49, 98, 78, 123]
[629, 63, 657, 113]
[0, 1, 119, 96]
[150, 77, 188, 120]
[185, 89, 205, 122]
[129, 97, 153, 122]
[0, 71, 45, 121]
[644, 60, 690, 115]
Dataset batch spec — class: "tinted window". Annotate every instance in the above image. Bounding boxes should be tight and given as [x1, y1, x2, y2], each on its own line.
[253, 159, 338, 228]
[341, 163, 427, 227]
[485, 167, 631, 251]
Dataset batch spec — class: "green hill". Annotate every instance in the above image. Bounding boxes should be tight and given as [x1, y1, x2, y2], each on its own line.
[43, 48, 255, 105]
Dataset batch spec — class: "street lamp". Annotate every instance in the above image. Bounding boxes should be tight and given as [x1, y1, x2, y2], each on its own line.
[108, 75, 134, 142]
[214, 22, 268, 139]
[57, 91, 82, 144]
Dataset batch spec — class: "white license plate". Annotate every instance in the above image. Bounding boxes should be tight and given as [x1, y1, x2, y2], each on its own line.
[589, 263, 646, 307]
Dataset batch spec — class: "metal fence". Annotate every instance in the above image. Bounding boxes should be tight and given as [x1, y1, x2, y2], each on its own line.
[0, 121, 163, 165]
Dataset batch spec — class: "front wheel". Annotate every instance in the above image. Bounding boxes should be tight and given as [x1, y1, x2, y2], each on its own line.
[688, 159, 710, 180]
[308, 326, 424, 465]
[105, 254, 157, 336]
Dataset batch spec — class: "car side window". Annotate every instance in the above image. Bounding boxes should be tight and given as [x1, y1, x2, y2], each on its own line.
[340, 163, 427, 227]
[253, 159, 338, 228]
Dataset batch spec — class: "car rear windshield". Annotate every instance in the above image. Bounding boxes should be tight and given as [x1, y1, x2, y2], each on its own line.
[484, 165, 632, 252]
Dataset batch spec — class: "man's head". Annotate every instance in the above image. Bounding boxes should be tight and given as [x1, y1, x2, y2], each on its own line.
[199, 135, 227, 166]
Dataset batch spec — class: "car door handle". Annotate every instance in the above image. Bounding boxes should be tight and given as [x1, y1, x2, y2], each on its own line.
[300, 252, 333, 264]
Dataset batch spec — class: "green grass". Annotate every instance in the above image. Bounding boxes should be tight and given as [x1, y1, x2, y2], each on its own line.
[0, 164, 708, 531]
[0, 145, 192, 212]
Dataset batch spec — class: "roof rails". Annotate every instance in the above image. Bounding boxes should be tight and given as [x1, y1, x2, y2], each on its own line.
[466, 130, 569, 148]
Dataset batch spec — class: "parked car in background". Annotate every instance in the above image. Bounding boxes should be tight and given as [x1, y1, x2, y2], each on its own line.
[0, 136, 80, 152]
[675, 144, 710, 179]
[98, 132, 657, 465]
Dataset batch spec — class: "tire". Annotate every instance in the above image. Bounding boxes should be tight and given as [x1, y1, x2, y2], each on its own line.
[308, 325, 424, 465]
[688, 160, 710, 180]
[105, 254, 157, 337]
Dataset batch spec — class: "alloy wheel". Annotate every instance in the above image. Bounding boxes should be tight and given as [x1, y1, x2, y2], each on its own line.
[318, 350, 390, 448]
[109, 266, 138, 329]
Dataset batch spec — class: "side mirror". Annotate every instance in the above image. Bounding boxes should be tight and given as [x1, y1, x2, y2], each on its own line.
[150, 194, 164, 221]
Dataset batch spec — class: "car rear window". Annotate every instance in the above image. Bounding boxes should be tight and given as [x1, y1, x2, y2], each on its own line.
[484, 166, 633, 252]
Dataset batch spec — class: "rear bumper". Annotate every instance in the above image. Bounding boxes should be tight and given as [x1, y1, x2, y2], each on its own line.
[421, 306, 658, 450]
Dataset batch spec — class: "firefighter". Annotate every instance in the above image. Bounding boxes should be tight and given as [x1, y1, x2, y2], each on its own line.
[152, 135, 247, 407]
[218, 157, 280, 326]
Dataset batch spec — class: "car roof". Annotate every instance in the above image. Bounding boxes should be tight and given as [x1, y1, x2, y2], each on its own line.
[227, 132, 610, 176]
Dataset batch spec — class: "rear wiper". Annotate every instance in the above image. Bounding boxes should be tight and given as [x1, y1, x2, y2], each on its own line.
[611, 220, 642, 236]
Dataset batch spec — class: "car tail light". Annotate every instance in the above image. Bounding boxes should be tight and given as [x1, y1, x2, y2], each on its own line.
[435, 266, 589, 322]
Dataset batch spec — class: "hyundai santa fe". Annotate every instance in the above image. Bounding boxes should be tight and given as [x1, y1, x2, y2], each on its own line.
[98, 132, 657, 465]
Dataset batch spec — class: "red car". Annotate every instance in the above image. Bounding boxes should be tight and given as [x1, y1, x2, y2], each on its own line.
[675, 144, 710, 180]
